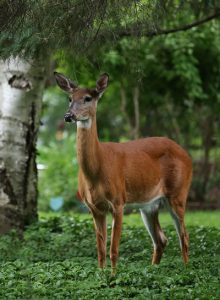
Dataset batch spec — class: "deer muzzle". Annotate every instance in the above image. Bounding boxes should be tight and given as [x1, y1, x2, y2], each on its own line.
[64, 112, 77, 123]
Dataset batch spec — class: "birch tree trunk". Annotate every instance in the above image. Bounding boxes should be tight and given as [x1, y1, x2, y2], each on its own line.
[0, 57, 47, 234]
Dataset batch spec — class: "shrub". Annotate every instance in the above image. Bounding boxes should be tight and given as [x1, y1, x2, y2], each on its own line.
[37, 133, 82, 212]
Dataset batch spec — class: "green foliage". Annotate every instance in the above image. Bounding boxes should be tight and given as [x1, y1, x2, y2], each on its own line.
[1, 1, 219, 59]
[53, 20, 220, 143]
[0, 214, 219, 299]
[37, 133, 80, 211]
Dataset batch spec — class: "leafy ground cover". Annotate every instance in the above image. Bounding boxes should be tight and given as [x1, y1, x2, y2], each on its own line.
[0, 212, 219, 299]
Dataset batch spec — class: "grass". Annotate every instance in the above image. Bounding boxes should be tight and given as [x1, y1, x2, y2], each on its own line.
[0, 212, 220, 299]
[40, 210, 220, 227]
[123, 210, 220, 227]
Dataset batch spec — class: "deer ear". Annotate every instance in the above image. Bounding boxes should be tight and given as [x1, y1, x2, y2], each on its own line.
[54, 72, 77, 92]
[96, 73, 109, 96]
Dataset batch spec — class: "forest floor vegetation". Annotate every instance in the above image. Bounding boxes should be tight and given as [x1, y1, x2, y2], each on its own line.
[0, 212, 219, 299]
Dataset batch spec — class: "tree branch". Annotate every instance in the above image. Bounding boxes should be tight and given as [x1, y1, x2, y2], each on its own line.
[117, 10, 220, 38]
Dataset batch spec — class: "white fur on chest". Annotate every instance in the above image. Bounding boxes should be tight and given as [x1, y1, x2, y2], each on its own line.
[77, 118, 92, 129]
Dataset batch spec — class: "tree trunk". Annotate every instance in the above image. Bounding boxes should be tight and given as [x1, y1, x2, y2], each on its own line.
[132, 86, 140, 139]
[0, 57, 48, 234]
[120, 86, 132, 136]
[164, 94, 182, 144]
[120, 85, 140, 139]
[200, 114, 213, 201]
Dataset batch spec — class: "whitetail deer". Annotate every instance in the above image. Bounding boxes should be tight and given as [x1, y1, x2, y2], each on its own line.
[54, 72, 192, 274]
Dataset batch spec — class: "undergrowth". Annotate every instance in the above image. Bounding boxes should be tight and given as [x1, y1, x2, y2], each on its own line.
[0, 216, 219, 299]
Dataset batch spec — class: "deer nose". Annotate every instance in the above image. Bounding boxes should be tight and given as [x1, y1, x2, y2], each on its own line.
[64, 112, 77, 122]
[64, 112, 73, 123]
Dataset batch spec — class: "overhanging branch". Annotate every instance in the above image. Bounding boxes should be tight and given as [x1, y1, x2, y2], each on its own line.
[117, 10, 220, 38]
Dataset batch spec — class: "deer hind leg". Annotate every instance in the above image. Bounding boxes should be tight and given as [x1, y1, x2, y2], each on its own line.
[91, 210, 107, 269]
[140, 205, 167, 265]
[166, 197, 189, 264]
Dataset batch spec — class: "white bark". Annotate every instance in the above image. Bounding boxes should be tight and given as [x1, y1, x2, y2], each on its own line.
[0, 57, 47, 234]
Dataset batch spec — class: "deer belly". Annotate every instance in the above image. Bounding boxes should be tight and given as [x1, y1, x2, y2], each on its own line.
[124, 154, 163, 203]
[125, 174, 163, 204]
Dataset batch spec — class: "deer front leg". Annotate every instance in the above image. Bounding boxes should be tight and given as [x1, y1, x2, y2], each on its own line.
[91, 211, 107, 269]
[110, 205, 124, 275]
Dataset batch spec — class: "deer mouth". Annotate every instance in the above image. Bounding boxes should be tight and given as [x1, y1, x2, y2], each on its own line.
[64, 113, 89, 123]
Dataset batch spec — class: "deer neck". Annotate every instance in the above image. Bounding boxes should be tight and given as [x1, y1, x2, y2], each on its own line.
[76, 115, 101, 180]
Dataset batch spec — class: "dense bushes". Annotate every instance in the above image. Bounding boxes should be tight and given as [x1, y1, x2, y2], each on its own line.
[38, 134, 82, 212]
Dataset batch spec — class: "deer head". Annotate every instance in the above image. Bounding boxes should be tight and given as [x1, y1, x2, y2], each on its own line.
[54, 72, 109, 124]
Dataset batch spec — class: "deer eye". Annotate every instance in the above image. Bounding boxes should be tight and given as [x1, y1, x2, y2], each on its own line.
[84, 96, 92, 102]
[68, 97, 72, 103]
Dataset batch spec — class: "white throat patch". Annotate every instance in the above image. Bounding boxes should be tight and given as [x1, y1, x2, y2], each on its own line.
[77, 118, 92, 129]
